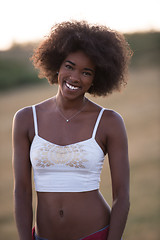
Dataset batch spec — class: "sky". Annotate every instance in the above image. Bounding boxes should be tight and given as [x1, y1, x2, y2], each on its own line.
[0, 0, 160, 50]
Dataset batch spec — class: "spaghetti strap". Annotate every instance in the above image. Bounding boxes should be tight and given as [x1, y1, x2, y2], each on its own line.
[92, 108, 105, 139]
[32, 105, 38, 135]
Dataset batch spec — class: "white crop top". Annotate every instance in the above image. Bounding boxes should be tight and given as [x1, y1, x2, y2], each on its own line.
[30, 106, 105, 192]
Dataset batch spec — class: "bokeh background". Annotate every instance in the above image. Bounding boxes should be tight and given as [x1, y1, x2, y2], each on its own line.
[0, 0, 160, 239]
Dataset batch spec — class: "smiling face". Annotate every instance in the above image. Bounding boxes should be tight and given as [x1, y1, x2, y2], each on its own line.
[57, 51, 95, 101]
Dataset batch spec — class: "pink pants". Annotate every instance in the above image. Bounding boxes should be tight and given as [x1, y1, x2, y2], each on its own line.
[32, 225, 109, 240]
[80, 225, 109, 239]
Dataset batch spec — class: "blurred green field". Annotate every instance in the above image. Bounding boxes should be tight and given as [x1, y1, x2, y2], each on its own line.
[1, 31, 160, 91]
[0, 65, 159, 239]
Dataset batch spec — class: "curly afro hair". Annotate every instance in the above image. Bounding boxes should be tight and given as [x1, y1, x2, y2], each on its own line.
[31, 20, 132, 96]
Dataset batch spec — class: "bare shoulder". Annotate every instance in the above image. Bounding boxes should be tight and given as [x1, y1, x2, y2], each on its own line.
[14, 106, 33, 118]
[102, 109, 127, 135]
[103, 109, 124, 123]
[13, 106, 33, 133]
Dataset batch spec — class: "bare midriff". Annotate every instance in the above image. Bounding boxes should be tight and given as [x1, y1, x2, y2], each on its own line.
[35, 190, 111, 240]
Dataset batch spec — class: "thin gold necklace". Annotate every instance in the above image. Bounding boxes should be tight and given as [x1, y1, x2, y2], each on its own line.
[55, 97, 88, 123]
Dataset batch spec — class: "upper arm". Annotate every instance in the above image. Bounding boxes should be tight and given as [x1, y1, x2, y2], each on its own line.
[105, 111, 130, 200]
[12, 107, 33, 192]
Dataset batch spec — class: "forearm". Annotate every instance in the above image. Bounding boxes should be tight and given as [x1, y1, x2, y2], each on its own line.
[107, 195, 130, 240]
[14, 189, 33, 240]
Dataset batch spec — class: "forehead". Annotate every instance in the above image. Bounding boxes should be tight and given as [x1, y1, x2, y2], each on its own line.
[64, 51, 95, 69]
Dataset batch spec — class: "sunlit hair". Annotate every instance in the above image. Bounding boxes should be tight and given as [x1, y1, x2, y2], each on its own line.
[31, 20, 132, 96]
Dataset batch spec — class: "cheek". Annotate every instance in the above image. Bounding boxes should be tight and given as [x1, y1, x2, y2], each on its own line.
[58, 71, 67, 83]
[84, 79, 93, 89]
[58, 68, 70, 80]
[87, 76, 94, 85]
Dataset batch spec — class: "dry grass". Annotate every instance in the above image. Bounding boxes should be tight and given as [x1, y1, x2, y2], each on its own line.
[0, 67, 159, 240]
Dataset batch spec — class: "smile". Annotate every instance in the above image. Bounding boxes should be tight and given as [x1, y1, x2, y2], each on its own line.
[65, 82, 80, 90]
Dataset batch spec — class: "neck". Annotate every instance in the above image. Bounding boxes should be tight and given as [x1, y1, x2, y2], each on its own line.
[56, 91, 86, 111]
[55, 92, 88, 123]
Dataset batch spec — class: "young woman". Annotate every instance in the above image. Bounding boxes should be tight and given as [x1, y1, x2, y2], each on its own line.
[12, 21, 132, 240]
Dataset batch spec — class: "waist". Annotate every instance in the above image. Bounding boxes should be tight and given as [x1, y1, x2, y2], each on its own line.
[36, 191, 111, 222]
[35, 190, 111, 239]
[36, 189, 108, 209]
[37, 189, 101, 203]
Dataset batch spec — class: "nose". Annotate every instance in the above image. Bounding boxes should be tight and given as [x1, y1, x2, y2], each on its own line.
[69, 71, 80, 82]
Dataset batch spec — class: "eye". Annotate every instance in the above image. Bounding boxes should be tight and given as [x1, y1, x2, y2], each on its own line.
[65, 64, 73, 70]
[83, 71, 92, 77]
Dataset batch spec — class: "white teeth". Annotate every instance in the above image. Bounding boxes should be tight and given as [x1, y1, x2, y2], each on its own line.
[66, 82, 79, 90]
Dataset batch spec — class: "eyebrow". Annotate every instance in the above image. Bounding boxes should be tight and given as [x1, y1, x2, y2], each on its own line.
[65, 60, 95, 73]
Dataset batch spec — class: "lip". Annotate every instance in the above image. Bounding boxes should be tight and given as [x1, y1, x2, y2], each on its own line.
[65, 81, 81, 90]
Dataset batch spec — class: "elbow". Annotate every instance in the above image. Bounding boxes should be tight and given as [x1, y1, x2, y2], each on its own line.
[121, 191, 130, 208]
[14, 186, 32, 212]
[124, 195, 130, 214]
[14, 183, 32, 201]
[113, 190, 130, 213]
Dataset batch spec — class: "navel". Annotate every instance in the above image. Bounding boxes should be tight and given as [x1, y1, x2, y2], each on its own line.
[59, 209, 64, 217]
